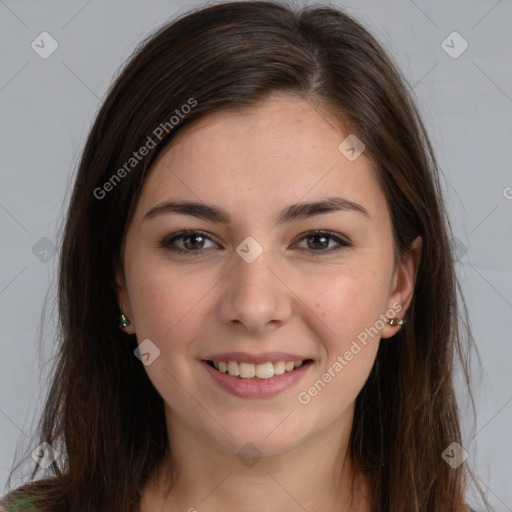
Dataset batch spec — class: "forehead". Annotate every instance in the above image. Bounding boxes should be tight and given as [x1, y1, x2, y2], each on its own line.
[135, 95, 388, 223]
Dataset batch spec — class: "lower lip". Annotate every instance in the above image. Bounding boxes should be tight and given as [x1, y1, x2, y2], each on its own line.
[201, 360, 312, 398]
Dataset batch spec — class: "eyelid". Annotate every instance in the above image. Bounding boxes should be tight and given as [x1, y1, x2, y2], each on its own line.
[159, 229, 351, 255]
[159, 230, 218, 252]
[292, 230, 351, 258]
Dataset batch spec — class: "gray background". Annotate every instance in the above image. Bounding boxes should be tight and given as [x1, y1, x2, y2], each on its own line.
[1, 0, 511, 509]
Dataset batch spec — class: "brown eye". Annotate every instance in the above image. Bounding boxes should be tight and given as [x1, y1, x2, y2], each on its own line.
[159, 230, 217, 255]
[306, 233, 329, 250]
[296, 231, 350, 255]
[181, 233, 206, 250]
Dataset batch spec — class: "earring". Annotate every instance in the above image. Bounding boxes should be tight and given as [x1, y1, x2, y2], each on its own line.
[119, 313, 131, 329]
[388, 317, 405, 329]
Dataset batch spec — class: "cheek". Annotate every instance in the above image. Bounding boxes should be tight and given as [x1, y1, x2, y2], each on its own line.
[125, 262, 218, 405]
[293, 267, 388, 412]
[126, 257, 218, 346]
[301, 263, 391, 348]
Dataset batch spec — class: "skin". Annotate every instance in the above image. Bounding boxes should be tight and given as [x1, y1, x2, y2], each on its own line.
[115, 94, 422, 512]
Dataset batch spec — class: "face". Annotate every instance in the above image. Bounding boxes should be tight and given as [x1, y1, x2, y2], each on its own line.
[116, 94, 420, 457]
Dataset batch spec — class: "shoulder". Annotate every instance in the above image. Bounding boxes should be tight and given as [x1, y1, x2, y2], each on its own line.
[0, 479, 59, 511]
[0, 494, 40, 512]
[0, 495, 10, 512]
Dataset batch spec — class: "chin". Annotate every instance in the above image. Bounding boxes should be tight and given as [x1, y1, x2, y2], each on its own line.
[206, 412, 315, 459]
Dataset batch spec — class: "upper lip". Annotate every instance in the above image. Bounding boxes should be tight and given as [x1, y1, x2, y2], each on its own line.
[202, 351, 311, 364]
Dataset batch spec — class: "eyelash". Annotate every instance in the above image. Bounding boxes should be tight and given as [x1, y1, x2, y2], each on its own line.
[159, 230, 351, 256]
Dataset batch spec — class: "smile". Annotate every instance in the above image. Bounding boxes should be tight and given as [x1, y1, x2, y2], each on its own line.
[209, 359, 308, 379]
[202, 358, 313, 398]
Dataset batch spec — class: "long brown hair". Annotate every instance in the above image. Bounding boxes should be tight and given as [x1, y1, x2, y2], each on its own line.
[2, 2, 489, 511]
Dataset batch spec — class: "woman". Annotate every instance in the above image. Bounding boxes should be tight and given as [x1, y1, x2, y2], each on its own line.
[1, 1, 488, 510]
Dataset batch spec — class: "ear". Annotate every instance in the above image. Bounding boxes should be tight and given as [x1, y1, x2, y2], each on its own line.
[381, 236, 422, 339]
[114, 262, 136, 334]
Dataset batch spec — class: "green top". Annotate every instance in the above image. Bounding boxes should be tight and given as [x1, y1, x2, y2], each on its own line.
[2, 497, 39, 512]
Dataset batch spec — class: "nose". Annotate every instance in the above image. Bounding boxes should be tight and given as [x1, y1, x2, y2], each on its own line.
[218, 249, 293, 334]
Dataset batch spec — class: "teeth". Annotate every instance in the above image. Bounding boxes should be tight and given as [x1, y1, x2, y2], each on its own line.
[273, 361, 285, 375]
[239, 362, 256, 378]
[255, 362, 274, 379]
[212, 360, 307, 379]
[227, 361, 240, 376]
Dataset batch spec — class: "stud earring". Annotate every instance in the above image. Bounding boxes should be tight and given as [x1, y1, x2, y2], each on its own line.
[388, 317, 405, 329]
[119, 313, 131, 329]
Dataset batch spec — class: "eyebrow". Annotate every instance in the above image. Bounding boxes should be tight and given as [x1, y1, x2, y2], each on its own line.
[143, 196, 369, 224]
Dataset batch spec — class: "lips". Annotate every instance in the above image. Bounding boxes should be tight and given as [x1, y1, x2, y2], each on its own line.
[201, 352, 313, 398]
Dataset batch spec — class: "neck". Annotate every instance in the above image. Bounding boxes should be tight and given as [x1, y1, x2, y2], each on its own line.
[140, 407, 371, 512]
